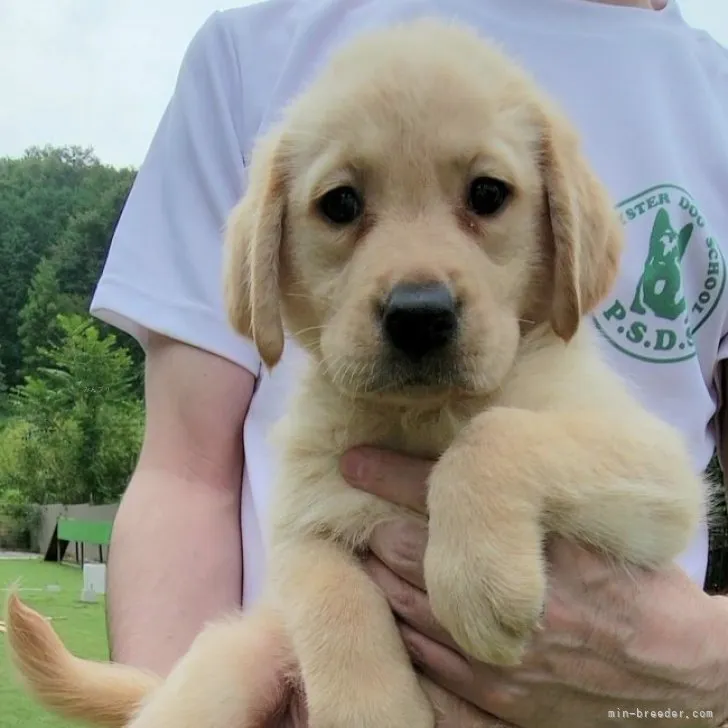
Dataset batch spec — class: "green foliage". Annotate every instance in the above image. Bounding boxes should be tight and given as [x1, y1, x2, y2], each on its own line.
[4, 314, 143, 506]
[18, 258, 67, 376]
[0, 427, 44, 549]
[0, 356, 6, 402]
[49, 169, 136, 302]
[0, 485, 42, 550]
[0, 144, 138, 387]
[0, 144, 145, 527]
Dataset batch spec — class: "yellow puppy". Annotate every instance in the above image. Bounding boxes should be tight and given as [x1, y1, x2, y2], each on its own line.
[6, 18, 705, 728]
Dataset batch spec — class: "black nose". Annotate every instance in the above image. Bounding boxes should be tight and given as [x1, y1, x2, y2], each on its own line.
[381, 282, 458, 361]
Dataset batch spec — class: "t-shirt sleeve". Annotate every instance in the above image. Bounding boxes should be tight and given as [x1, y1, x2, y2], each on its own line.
[89, 11, 260, 376]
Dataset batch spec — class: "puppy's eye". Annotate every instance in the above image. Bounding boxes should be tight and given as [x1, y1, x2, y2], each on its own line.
[317, 186, 363, 225]
[467, 177, 510, 216]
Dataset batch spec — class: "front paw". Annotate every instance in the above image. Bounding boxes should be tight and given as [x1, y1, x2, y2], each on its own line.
[424, 541, 546, 666]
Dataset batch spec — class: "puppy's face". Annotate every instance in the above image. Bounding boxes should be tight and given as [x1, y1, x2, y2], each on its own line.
[282, 88, 545, 400]
[224, 21, 623, 403]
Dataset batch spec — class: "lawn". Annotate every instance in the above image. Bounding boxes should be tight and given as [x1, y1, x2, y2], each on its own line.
[0, 558, 109, 728]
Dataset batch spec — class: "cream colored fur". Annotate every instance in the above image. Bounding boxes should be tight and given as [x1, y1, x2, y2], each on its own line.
[5, 19, 705, 728]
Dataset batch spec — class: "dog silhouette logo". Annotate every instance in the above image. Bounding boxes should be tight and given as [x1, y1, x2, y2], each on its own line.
[594, 185, 725, 364]
[629, 208, 693, 322]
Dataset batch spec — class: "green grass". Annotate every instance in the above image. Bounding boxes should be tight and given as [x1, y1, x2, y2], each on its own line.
[0, 558, 109, 728]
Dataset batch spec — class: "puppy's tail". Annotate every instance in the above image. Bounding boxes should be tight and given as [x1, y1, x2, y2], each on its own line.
[5, 590, 161, 727]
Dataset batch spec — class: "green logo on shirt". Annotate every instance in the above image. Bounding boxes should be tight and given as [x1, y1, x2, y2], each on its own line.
[593, 184, 725, 363]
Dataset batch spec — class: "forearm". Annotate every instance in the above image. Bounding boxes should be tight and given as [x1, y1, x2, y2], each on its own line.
[106, 468, 242, 677]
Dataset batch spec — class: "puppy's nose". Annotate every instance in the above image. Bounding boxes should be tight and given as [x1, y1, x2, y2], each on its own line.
[381, 282, 458, 361]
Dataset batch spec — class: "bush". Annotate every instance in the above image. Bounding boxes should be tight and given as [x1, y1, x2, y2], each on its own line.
[0, 487, 41, 551]
[2, 314, 143, 506]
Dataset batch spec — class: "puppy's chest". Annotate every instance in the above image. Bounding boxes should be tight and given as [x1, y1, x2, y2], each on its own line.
[379, 412, 463, 459]
[336, 403, 471, 462]
[276, 405, 464, 469]
[271, 404, 470, 548]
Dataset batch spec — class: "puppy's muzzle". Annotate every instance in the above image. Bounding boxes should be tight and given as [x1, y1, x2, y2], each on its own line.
[380, 282, 458, 361]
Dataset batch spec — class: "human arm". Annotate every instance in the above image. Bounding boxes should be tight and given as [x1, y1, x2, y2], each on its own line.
[106, 333, 254, 676]
[87, 12, 264, 675]
[341, 447, 728, 727]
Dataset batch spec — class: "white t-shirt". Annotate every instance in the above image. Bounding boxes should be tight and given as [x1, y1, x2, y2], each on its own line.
[90, 0, 728, 606]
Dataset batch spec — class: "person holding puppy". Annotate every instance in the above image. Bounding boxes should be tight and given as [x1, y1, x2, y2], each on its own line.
[88, 0, 728, 725]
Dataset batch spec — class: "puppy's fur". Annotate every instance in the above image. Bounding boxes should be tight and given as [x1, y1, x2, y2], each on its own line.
[6, 19, 704, 728]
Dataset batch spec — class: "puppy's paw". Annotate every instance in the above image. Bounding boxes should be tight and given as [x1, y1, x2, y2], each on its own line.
[424, 411, 548, 666]
[424, 542, 546, 666]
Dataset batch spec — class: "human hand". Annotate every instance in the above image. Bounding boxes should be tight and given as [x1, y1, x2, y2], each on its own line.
[256, 681, 515, 728]
[250, 633, 513, 728]
[256, 668, 515, 727]
[340, 446, 728, 728]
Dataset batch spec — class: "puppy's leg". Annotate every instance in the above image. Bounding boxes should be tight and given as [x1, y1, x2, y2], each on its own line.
[128, 606, 295, 728]
[272, 538, 435, 728]
[424, 406, 702, 667]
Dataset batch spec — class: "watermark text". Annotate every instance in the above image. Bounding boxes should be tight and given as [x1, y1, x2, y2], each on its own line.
[608, 708, 713, 721]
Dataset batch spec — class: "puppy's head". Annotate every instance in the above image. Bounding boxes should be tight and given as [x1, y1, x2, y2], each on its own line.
[224, 20, 622, 402]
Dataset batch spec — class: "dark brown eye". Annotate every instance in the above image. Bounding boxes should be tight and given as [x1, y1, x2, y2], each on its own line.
[467, 177, 510, 216]
[318, 186, 363, 225]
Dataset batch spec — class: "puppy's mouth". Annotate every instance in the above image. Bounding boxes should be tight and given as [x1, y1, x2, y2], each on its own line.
[327, 352, 473, 401]
[327, 281, 482, 400]
[367, 351, 471, 398]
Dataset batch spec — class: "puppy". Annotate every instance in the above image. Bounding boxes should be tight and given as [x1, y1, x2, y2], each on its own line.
[6, 19, 704, 728]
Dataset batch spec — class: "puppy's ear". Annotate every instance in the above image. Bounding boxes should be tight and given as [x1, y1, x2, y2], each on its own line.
[223, 129, 287, 368]
[541, 112, 624, 341]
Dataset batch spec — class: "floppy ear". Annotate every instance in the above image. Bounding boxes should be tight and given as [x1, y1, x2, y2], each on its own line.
[541, 114, 624, 341]
[223, 129, 287, 368]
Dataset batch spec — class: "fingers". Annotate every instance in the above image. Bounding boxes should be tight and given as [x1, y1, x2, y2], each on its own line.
[403, 622, 525, 723]
[368, 518, 427, 589]
[340, 446, 432, 514]
[400, 622, 473, 685]
[419, 676, 516, 728]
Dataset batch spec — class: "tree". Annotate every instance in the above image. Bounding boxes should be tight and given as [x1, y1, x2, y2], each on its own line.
[0, 145, 137, 386]
[6, 314, 143, 505]
[50, 169, 136, 300]
[17, 258, 67, 377]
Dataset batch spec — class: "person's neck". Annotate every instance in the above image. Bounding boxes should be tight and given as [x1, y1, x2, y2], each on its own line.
[586, 0, 663, 8]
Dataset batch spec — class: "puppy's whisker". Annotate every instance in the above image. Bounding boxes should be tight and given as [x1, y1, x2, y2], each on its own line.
[322, 353, 351, 391]
[356, 362, 374, 396]
[291, 324, 326, 338]
[284, 292, 320, 301]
